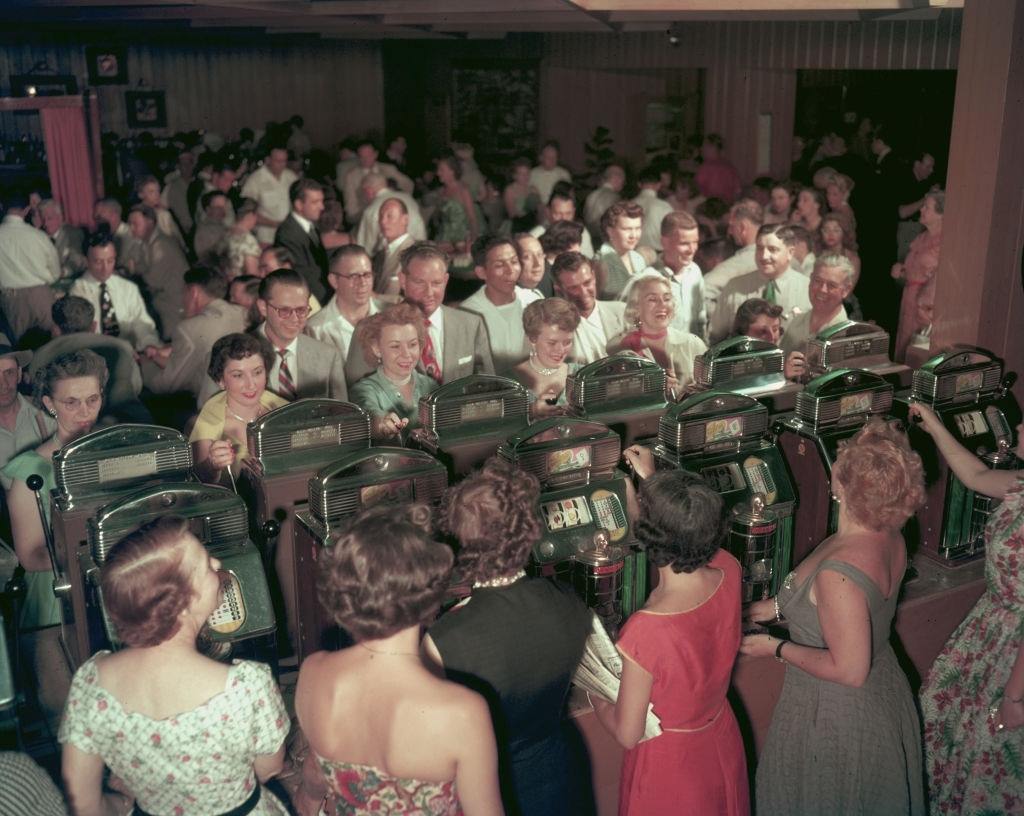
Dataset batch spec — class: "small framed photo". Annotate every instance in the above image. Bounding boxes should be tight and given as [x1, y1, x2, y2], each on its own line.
[125, 90, 166, 129]
[86, 46, 127, 85]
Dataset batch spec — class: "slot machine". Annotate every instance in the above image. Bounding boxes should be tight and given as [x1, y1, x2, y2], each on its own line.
[87, 483, 276, 654]
[805, 320, 912, 389]
[775, 368, 895, 565]
[497, 417, 643, 629]
[410, 375, 531, 477]
[241, 399, 371, 648]
[48, 425, 193, 668]
[292, 448, 449, 662]
[565, 354, 669, 446]
[893, 347, 1021, 563]
[692, 337, 802, 414]
[652, 391, 796, 598]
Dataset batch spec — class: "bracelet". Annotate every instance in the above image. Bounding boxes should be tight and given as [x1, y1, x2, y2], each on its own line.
[774, 639, 787, 663]
[773, 596, 784, 623]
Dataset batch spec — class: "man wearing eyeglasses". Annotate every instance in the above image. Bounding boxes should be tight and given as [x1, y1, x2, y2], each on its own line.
[255, 268, 346, 401]
[305, 245, 386, 361]
[779, 253, 854, 380]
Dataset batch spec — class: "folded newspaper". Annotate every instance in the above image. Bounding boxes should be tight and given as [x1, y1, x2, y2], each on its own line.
[573, 614, 662, 742]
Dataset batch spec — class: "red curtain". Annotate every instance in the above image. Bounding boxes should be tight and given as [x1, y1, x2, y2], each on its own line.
[40, 106, 96, 229]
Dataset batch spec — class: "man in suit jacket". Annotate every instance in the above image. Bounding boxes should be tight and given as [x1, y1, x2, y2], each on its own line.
[273, 178, 329, 303]
[128, 204, 190, 339]
[256, 269, 346, 401]
[345, 241, 494, 387]
[371, 198, 416, 296]
[143, 267, 247, 398]
[356, 173, 425, 253]
[552, 251, 627, 364]
[39, 199, 86, 281]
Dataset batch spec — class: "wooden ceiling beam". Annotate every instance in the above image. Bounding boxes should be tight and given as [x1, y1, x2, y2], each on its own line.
[572, 0, 960, 10]
[308, 0, 561, 14]
[384, 10, 587, 25]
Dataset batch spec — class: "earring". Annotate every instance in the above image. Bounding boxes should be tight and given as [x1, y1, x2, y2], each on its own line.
[529, 344, 537, 358]
[48, 408, 57, 417]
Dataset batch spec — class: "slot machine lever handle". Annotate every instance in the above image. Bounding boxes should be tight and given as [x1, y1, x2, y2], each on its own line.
[1000, 372, 1017, 397]
[261, 519, 280, 550]
[26, 474, 71, 598]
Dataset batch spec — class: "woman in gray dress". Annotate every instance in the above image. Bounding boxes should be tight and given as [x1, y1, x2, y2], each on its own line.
[740, 419, 927, 815]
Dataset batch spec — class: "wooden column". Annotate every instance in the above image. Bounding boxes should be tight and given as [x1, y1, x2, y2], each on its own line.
[931, 0, 1024, 392]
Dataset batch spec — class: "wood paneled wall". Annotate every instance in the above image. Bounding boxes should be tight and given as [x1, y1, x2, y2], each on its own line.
[0, 37, 383, 150]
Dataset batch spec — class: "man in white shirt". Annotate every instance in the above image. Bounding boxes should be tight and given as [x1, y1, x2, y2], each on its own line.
[583, 164, 625, 242]
[306, 246, 382, 361]
[529, 141, 572, 212]
[355, 173, 425, 253]
[0, 192, 60, 340]
[653, 211, 706, 341]
[702, 198, 762, 318]
[342, 139, 414, 224]
[709, 223, 813, 344]
[460, 236, 531, 375]
[632, 166, 674, 254]
[240, 146, 298, 246]
[551, 251, 626, 365]
[70, 234, 162, 352]
[0, 339, 55, 487]
[780, 253, 854, 378]
[530, 186, 594, 258]
[371, 198, 416, 297]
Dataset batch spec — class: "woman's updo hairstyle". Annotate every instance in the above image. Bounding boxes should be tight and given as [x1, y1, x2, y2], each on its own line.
[635, 470, 727, 573]
[317, 502, 452, 641]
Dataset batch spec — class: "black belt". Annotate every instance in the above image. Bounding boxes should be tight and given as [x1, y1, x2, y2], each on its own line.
[132, 783, 261, 816]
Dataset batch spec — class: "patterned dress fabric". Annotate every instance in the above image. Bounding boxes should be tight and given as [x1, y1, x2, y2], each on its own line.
[756, 559, 925, 815]
[315, 752, 462, 815]
[616, 549, 749, 816]
[59, 654, 289, 815]
[921, 478, 1024, 815]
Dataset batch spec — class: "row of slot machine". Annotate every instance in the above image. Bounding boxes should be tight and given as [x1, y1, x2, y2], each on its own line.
[21, 319, 1020, 677]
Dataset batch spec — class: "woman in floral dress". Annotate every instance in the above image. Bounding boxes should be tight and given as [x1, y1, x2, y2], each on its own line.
[912, 402, 1024, 814]
[60, 515, 290, 815]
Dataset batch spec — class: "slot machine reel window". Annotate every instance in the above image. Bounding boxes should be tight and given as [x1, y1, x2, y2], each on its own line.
[604, 376, 647, 401]
[700, 463, 745, 493]
[955, 370, 985, 396]
[359, 479, 414, 507]
[953, 410, 988, 438]
[704, 416, 744, 447]
[541, 497, 593, 531]
[547, 445, 592, 475]
[839, 391, 873, 420]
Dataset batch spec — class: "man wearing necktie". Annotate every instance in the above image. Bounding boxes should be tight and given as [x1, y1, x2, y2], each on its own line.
[707, 223, 812, 344]
[273, 178, 329, 303]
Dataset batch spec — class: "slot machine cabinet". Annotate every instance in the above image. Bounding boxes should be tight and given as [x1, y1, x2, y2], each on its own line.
[652, 391, 796, 597]
[410, 375, 531, 477]
[241, 400, 371, 649]
[48, 425, 193, 669]
[805, 320, 913, 389]
[565, 355, 668, 446]
[292, 448, 449, 663]
[692, 336, 802, 414]
[892, 347, 1021, 563]
[775, 368, 895, 566]
[497, 417, 644, 628]
[88, 483, 276, 653]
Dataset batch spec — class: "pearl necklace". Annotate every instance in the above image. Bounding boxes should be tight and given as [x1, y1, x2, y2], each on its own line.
[380, 368, 413, 387]
[528, 356, 564, 377]
[473, 569, 527, 589]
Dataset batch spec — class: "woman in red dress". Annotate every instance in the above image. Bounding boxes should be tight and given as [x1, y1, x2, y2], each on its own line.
[591, 451, 749, 816]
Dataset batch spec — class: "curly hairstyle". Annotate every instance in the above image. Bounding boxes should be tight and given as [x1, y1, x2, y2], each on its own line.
[32, 349, 109, 411]
[207, 332, 274, 383]
[635, 470, 727, 573]
[442, 456, 541, 584]
[600, 200, 644, 241]
[622, 273, 675, 330]
[832, 418, 926, 531]
[731, 297, 783, 337]
[355, 301, 427, 367]
[101, 516, 196, 648]
[317, 503, 453, 641]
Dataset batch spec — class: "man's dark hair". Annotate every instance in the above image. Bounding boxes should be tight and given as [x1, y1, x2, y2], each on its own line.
[637, 165, 662, 186]
[184, 267, 228, 300]
[52, 296, 95, 334]
[471, 235, 517, 269]
[541, 220, 584, 255]
[200, 190, 228, 211]
[289, 178, 323, 205]
[329, 244, 371, 270]
[547, 180, 575, 207]
[258, 268, 308, 301]
[86, 229, 115, 252]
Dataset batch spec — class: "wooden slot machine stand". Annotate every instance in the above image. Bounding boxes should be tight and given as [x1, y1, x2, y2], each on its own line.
[409, 374, 531, 478]
[292, 447, 449, 663]
[46, 424, 193, 669]
[240, 400, 371, 655]
[565, 355, 669, 447]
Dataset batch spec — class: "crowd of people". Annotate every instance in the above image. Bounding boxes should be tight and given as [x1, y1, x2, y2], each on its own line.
[0, 116, 1013, 816]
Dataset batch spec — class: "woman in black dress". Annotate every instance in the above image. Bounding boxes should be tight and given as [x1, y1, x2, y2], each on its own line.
[423, 457, 593, 816]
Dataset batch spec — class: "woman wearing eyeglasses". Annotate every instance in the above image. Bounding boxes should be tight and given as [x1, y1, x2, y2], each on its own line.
[2, 349, 108, 723]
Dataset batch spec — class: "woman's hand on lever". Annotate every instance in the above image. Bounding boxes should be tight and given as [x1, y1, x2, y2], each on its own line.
[623, 445, 655, 480]
[209, 439, 237, 472]
[906, 402, 942, 435]
[375, 412, 408, 439]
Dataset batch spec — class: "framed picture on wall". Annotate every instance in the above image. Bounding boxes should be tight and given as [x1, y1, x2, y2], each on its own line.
[125, 90, 166, 129]
[86, 46, 127, 85]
